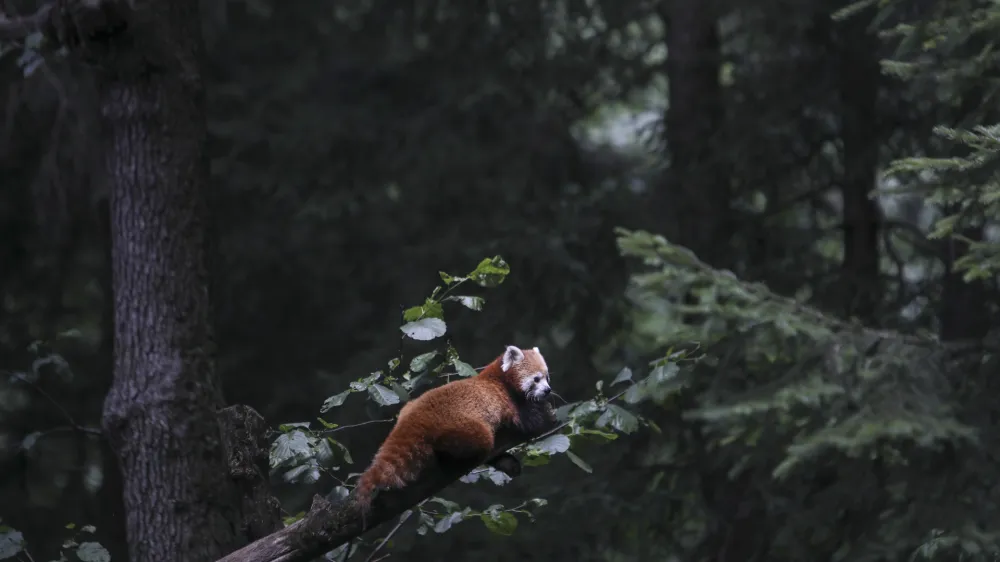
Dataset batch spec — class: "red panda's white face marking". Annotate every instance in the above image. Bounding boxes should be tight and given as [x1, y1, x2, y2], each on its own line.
[502, 345, 552, 403]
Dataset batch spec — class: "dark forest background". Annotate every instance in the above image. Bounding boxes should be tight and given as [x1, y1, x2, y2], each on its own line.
[3, 0, 1000, 560]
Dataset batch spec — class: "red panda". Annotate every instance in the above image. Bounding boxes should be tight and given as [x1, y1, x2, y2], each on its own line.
[351, 344, 556, 515]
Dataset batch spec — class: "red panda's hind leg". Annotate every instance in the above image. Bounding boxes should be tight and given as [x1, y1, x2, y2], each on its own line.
[432, 419, 495, 466]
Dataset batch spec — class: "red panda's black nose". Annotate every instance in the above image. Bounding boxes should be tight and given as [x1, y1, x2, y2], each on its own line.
[542, 387, 551, 395]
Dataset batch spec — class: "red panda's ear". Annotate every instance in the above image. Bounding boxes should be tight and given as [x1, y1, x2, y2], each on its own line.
[502, 345, 525, 372]
[532, 346, 540, 354]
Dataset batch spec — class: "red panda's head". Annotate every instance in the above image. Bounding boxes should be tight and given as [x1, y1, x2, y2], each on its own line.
[500, 345, 552, 403]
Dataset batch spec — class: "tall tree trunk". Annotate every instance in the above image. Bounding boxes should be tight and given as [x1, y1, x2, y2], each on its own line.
[96, 2, 242, 560]
[836, 7, 882, 321]
[654, 0, 730, 264]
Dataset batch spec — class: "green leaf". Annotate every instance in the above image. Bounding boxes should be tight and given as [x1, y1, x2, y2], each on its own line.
[327, 438, 354, 464]
[369, 384, 401, 406]
[76, 542, 111, 562]
[390, 382, 411, 403]
[569, 401, 600, 420]
[320, 390, 352, 413]
[452, 359, 478, 378]
[278, 422, 310, 432]
[403, 299, 444, 321]
[410, 351, 439, 372]
[65, 523, 76, 530]
[468, 256, 510, 287]
[282, 462, 320, 484]
[573, 428, 619, 443]
[481, 511, 518, 536]
[434, 511, 465, 533]
[521, 454, 551, 467]
[401, 318, 447, 341]
[531, 434, 571, 455]
[270, 430, 311, 470]
[446, 295, 485, 311]
[596, 404, 640, 434]
[316, 417, 337, 429]
[439, 271, 466, 285]
[426, 497, 461, 512]
[611, 367, 633, 386]
[0, 527, 24, 559]
[566, 450, 593, 473]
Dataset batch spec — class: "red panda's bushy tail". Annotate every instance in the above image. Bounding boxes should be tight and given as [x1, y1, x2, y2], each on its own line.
[352, 432, 433, 517]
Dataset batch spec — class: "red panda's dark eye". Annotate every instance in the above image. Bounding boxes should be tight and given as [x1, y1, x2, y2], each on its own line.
[533, 375, 542, 383]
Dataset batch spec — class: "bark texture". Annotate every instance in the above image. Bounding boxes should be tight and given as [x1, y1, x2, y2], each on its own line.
[95, 2, 243, 560]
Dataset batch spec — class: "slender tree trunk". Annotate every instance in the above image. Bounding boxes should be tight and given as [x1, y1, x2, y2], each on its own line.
[836, 7, 882, 321]
[96, 2, 242, 560]
[655, 0, 730, 264]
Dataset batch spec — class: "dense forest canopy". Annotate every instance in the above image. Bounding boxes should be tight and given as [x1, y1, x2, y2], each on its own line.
[1, 0, 1000, 560]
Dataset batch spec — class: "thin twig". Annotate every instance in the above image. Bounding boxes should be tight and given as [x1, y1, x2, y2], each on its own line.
[9, 372, 103, 437]
[319, 419, 395, 434]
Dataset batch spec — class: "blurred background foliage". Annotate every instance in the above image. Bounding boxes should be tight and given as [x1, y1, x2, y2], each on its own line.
[3, 0, 1000, 559]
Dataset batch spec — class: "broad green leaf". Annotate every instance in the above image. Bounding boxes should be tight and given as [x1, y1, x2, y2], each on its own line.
[410, 351, 439, 372]
[403, 299, 444, 321]
[270, 430, 311, 470]
[566, 450, 593, 473]
[390, 382, 411, 402]
[596, 404, 640, 434]
[76, 542, 111, 562]
[481, 512, 518, 536]
[554, 402, 577, 421]
[369, 384, 401, 406]
[531, 434, 571, 455]
[401, 318, 447, 341]
[426, 497, 461, 512]
[313, 438, 334, 465]
[452, 359, 478, 377]
[573, 428, 619, 443]
[0, 528, 24, 559]
[439, 271, 466, 285]
[434, 511, 465, 533]
[327, 438, 354, 464]
[521, 454, 551, 467]
[468, 256, 510, 287]
[611, 367, 633, 386]
[320, 390, 351, 413]
[570, 401, 601, 419]
[446, 295, 485, 311]
[282, 462, 321, 484]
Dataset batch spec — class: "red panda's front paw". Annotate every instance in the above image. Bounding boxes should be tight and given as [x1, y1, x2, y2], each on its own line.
[487, 452, 522, 478]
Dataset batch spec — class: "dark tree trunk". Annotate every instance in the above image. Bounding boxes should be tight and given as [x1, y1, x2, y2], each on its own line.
[95, 2, 242, 560]
[653, 0, 731, 264]
[836, 7, 882, 321]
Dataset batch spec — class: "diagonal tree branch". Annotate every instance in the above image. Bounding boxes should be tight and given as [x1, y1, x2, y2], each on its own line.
[215, 434, 534, 562]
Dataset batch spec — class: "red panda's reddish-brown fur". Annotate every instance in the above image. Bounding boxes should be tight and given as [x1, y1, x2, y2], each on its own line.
[351, 345, 555, 515]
